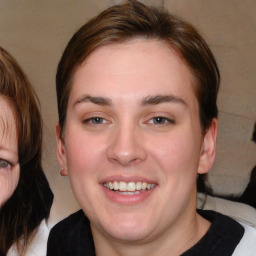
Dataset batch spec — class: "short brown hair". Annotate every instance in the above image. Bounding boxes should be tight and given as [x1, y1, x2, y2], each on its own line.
[56, 0, 220, 137]
[0, 46, 53, 255]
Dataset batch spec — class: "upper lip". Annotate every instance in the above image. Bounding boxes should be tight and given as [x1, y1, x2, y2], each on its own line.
[100, 175, 157, 184]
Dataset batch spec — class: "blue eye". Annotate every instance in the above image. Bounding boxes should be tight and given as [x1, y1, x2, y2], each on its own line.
[83, 117, 107, 125]
[90, 117, 104, 124]
[0, 159, 12, 169]
[150, 117, 174, 125]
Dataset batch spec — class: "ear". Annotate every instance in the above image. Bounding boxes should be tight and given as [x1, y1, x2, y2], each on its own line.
[56, 124, 68, 176]
[198, 118, 218, 174]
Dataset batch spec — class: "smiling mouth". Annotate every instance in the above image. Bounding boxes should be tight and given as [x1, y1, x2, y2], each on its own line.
[103, 181, 156, 195]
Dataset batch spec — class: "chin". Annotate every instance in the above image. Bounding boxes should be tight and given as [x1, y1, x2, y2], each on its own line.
[108, 227, 153, 243]
[95, 215, 155, 243]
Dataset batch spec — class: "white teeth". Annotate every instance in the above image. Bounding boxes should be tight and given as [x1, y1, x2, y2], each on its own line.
[136, 182, 142, 190]
[119, 181, 127, 191]
[113, 181, 119, 191]
[104, 181, 156, 192]
[127, 182, 136, 192]
[118, 191, 141, 195]
[142, 182, 147, 190]
[109, 182, 114, 190]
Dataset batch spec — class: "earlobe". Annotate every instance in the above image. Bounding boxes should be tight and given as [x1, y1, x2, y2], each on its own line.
[60, 167, 68, 176]
[198, 119, 218, 174]
[56, 124, 68, 176]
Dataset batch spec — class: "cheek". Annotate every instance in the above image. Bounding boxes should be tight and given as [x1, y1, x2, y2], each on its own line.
[64, 132, 107, 200]
[149, 131, 200, 208]
[0, 167, 20, 207]
[149, 129, 201, 175]
[64, 134, 107, 215]
[65, 133, 104, 172]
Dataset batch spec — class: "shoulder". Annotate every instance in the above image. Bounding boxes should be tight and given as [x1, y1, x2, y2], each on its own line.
[198, 209, 244, 235]
[232, 223, 256, 256]
[198, 193, 256, 226]
[50, 209, 87, 232]
[188, 210, 244, 256]
[48, 209, 89, 241]
[198, 209, 256, 256]
[47, 209, 94, 256]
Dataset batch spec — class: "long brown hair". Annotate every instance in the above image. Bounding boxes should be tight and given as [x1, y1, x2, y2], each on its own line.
[0, 46, 53, 255]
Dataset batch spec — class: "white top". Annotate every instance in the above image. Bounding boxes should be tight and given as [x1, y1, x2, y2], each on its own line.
[7, 219, 49, 256]
[197, 193, 256, 226]
[232, 222, 256, 255]
[198, 193, 256, 255]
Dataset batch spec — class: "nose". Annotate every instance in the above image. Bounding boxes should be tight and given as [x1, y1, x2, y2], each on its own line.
[107, 122, 147, 166]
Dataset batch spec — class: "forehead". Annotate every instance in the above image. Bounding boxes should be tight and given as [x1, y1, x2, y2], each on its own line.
[70, 39, 197, 105]
[0, 96, 17, 141]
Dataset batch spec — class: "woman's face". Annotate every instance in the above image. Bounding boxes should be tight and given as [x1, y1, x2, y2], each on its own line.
[57, 39, 216, 243]
[0, 97, 19, 207]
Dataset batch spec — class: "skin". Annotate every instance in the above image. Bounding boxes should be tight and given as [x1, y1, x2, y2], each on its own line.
[57, 39, 217, 256]
[0, 96, 19, 207]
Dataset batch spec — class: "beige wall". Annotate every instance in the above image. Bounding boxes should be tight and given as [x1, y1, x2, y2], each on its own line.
[165, 0, 256, 196]
[0, 0, 255, 225]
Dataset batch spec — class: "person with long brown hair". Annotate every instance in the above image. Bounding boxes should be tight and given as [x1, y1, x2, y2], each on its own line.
[0, 46, 53, 256]
[47, 1, 256, 255]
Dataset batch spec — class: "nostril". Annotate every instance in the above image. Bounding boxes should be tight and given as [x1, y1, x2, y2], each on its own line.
[107, 144, 148, 166]
[108, 152, 144, 166]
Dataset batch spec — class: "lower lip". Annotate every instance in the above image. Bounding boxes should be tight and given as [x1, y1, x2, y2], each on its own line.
[102, 185, 156, 205]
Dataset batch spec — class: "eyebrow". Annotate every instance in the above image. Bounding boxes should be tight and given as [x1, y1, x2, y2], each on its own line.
[73, 95, 112, 107]
[0, 146, 18, 158]
[141, 95, 187, 106]
[73, 94, 187, 108]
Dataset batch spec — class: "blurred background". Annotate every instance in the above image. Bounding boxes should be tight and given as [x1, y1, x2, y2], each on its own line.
[0, 0, 255, 226]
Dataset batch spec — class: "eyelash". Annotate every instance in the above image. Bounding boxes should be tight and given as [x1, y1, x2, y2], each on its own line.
[82, 116, 175, 127]
[0, 158, 12, 169]
[82, 117, 108, 125]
